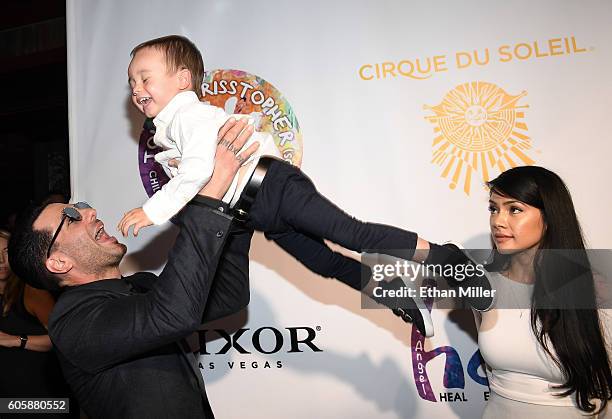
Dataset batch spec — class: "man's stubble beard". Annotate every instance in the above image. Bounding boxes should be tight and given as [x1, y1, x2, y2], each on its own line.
[66, 240, 127, 277]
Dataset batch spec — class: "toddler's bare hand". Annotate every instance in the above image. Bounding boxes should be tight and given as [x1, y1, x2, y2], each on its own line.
[117, 207, 153, 237]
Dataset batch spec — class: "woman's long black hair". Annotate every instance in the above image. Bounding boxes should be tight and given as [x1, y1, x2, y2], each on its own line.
[487, 166, 611, 414]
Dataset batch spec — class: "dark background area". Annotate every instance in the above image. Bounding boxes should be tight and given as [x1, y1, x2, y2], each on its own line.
[1, 0, 69, 226]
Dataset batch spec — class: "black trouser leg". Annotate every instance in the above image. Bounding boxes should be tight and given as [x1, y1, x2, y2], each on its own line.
[249, 160, 418, 262]
[269, 230, 365, 291]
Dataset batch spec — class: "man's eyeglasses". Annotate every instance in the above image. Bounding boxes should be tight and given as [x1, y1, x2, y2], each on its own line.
[46, 202, 92, 258]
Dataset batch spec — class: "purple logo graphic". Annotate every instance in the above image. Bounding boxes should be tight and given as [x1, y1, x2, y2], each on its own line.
[411, 278, 488, 402]
[138, 123, 170, 197]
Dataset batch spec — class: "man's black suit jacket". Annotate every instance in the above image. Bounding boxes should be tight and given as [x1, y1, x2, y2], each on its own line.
[48, 199, 251, 419]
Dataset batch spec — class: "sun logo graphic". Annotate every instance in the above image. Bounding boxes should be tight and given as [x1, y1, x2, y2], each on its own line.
[424, 81, 535, 195]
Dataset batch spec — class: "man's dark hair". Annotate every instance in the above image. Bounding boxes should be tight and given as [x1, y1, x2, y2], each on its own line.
[41, 190, 69, 206]
[8, 203, 61, 291]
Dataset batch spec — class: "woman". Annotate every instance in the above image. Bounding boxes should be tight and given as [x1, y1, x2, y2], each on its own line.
[0, 228, 72, 417]
[475, 166, 611, 417]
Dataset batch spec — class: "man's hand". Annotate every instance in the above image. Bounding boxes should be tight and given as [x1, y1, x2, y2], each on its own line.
[117, 207, 153, 237]
[199, 117, 260, 199]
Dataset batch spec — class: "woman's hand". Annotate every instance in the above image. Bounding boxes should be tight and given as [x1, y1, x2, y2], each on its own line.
[199, 118, 260, 199]
[0, 330, 52, 351]
[0, 330, 19, 348]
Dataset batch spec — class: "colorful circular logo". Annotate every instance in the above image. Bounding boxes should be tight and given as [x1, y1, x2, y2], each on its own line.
[201, 69, 303, 167]
[138, 69, 303, 197]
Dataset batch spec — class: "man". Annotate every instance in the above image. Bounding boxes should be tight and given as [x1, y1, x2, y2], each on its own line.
[8, 119, 258, 419]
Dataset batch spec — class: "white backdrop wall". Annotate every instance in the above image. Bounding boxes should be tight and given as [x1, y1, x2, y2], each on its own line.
[66, 1, 612, 418]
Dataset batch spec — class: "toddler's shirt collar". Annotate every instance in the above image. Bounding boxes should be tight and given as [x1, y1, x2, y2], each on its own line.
[153, 91, 199, 128]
